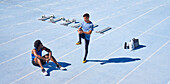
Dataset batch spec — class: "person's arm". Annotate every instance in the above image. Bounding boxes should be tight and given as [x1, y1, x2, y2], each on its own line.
[82, 24, 93, 34]
[78, 26, 84, 34]
[42, 47, 52, 59]
[82, 30, 92, 35]
[78, 26, 82, 30]
[32, 49, 46, 60]
[78, 22, 83, 31]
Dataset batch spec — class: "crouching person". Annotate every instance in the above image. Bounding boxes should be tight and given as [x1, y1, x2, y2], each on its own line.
[31, 40, 66, 75]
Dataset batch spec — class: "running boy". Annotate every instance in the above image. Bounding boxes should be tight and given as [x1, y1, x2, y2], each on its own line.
[76, 13, 94, 63]
[31, 40, 66, 75]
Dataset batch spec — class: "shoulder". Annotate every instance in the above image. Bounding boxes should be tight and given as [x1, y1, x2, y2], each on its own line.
[32, 48, 36, 53]
[32, 48, 36, 51]
[89, 21, 93, 26]
[89, 21, 93, 27]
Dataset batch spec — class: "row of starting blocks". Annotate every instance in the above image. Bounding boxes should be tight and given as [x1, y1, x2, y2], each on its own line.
[38, 15, 112, 34]
[38, 15, 99, 28]
[38, 15, 77, 26]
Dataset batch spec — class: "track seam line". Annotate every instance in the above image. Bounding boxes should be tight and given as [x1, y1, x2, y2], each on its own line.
[0, 25, 51, 46]
[116, 40, 170, 84]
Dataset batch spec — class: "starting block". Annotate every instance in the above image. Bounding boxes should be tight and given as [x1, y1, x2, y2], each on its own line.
[38, 15, 55, 21]
[60, 19, 76, 26]
[49, 17, 65, 23]
[124, 38, 139, 50]
[71, 23, 81, 28]
[96, 27, 112, 34]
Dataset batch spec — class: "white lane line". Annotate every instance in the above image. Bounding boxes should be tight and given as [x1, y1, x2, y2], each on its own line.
[45, 31, 76, 45]
[0, 31, 76, 65]
[116, 40, 170, 84]
[10, 69, 40, 84]
[9, 4, 162, 84]
[64, 47, 122, 84]
[65, 63, 98, 84]
[64, 16, 169, 84]
[0, 25, 51, 46]
[136, 16, 170, 38]
[0, 50, 31, 65]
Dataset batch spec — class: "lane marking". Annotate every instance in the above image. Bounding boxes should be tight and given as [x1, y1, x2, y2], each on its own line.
[0, 25, 51, 46]
[64, 47, 122, 84]
[116, 40, 170, 84]
[136, 16, 170, 38]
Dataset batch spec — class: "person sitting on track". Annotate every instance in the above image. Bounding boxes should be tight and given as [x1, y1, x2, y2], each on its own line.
[31, 40, 66, 75]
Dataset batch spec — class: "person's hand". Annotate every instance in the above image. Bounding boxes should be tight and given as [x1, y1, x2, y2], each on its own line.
[47, 60, 49, 63]
[78, 29, 83, 34]
[46, 58, 50, 63]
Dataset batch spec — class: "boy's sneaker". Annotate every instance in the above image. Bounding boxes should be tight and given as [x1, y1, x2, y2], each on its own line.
[83, 60, 87, 63]
[42, 69, 48, 76]
[76, 41, 82, 45]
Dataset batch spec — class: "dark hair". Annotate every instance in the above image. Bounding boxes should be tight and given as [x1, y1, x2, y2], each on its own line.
[34, 40, 42, 49]
[83, 13, 90, 17]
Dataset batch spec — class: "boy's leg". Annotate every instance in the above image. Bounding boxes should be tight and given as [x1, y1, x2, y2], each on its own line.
[83, 39, 90, 62]
[79, 34, 82, 43]
[76, 34, 85, 45]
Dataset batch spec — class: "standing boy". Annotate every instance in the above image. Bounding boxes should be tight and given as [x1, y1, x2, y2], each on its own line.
[76, 13, 94, 63]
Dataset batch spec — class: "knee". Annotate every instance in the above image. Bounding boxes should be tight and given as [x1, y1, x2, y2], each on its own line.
[37, 58, 41, 62]
[44, 54, 49, 58]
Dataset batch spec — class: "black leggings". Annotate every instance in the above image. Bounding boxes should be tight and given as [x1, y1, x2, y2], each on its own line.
[79, 34, 90, 61]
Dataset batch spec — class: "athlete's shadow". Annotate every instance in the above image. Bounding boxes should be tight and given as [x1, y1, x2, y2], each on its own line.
[43, 62, 71, 76]
[87, 57, 140, 65]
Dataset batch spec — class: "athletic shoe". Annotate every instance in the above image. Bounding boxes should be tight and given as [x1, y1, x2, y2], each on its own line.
[60, 67, 66, 70]
[83, 60, 87, 63]
[76, 41, 81, 45]
[42, 69, 48, 76]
